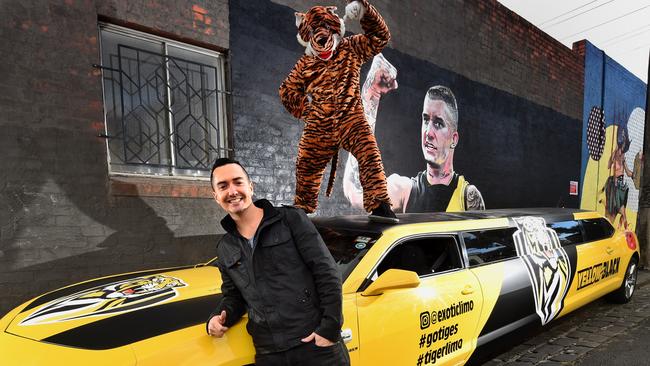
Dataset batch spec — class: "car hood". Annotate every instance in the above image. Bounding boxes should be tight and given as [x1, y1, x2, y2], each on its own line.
[4, 265, 223, 349]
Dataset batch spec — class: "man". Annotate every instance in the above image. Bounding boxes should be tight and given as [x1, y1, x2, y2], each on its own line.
[344, 57, 484, 212]
[207, 158, 349, 366]
[603, 125, 636, 229]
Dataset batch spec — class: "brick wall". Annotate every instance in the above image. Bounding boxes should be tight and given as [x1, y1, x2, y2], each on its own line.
[0, 0, 228, 315]
[577, 40, 648, 264]
[1, 0, 589, 316]
[230, 0, 585, 216]
[96, 0, 228, 51]
[642, 76, 650, 266]
[272, 0, 584, 120]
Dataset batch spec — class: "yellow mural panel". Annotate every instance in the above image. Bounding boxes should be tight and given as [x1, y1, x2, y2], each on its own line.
[581, 125, 641, 231]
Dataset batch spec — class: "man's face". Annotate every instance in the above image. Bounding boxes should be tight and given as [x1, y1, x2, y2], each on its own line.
[421, 98, 458, 168]
[211, 164, 254, 215]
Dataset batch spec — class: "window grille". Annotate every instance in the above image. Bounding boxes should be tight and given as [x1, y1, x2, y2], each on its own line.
[98, 24, 230, 178]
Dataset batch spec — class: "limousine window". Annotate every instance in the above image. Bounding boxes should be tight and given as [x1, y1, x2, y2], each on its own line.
[582, 218, 615, 242]
[463, 228, 518, 266]
[376, 237, 461, 277]
[548, 220, 583, 246]
[316, 227, 381, 281]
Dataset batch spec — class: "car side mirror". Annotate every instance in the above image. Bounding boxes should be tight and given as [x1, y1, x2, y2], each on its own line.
[361, 269, 420, 296]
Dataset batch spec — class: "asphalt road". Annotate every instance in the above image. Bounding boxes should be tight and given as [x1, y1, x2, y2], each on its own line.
[483, 268, 650, 365]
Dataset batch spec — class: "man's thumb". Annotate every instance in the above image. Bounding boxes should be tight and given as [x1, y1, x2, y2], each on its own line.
[219, 310, 227, 323]
[301, 332, 315, 343]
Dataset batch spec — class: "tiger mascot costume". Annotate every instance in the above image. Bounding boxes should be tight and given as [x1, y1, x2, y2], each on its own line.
[279, 0, 396, 220]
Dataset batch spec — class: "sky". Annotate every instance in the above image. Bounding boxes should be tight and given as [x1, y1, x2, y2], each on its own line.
[498, 0, 650, 84]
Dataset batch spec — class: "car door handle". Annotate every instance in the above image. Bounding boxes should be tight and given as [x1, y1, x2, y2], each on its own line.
[461, 285, 475, 295]
[606, 247, 614, 254]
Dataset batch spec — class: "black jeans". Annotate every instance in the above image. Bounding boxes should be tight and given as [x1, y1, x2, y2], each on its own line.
[255, 341, 350, 366]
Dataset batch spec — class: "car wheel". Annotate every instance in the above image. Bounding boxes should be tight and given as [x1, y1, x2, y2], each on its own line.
[606, 256, 638, 304]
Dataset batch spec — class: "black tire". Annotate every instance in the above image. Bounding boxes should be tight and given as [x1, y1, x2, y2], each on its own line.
[606, 256, 638, 304]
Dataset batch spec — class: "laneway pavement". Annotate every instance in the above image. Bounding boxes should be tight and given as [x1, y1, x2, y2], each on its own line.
[484, 268, 650, 365]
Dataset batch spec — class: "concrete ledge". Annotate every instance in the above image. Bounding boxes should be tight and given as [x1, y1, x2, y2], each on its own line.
[109, 176, 213, 199]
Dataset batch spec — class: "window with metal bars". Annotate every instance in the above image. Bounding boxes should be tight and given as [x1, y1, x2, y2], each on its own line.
[98, 23, 230, 178]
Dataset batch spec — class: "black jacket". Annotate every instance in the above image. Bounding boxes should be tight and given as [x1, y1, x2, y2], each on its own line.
[208, 199, 342, 354]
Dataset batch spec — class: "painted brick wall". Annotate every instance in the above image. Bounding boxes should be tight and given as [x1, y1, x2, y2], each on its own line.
[272, 0, 584, 120]
[228, 0, 357, 216]
[228, 0, 584, 218]
[1, 0, 587, 316]
[638, 60, 650, 268]
[578, 41, 646, 226]
[576, 41, 648, 265]
[0, 0, 228, 315]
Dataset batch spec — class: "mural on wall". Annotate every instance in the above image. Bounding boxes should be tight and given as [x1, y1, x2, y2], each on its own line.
[580, 41, 647, 231]
[582, 107, 645, 229]
[230, 0, 583, 216]
[343, 54, 485, 213]
[332, 42, 584, 213]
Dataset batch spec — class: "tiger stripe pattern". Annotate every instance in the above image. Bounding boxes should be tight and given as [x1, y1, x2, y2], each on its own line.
[279, 0, 391, 213]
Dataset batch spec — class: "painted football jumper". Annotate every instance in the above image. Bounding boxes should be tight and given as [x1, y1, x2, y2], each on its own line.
[406, 172, 474, 212]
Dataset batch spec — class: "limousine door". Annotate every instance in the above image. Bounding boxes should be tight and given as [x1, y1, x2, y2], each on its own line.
[355, 236, 483, 365]
[462, 227, 541, 345]
[567, 218, 622, 311]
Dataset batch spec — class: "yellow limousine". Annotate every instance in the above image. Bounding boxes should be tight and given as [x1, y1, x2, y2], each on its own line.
[0, 208, 639, 365]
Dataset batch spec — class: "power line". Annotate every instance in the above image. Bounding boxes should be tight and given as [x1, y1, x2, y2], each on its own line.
[538, 0, 600, 26]
[628, 43, 650, 52]
[543, 0, 616, 29]
[602, 32, 650, 52]
[600, 23, 650, 45]
[559, 4, 650, 40]
[610, 42, 650, 56]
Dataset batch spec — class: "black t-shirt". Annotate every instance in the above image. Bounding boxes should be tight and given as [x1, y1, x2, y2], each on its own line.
[405, 171, 459, 213]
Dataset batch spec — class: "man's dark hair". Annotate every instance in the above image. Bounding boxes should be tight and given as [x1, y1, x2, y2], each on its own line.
[210, 158, 250, 190]
[425, 85, 459, 131]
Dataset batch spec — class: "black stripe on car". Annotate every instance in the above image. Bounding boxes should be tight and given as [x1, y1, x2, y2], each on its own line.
[36, 294, 222, 349]
[477, 244, 578, 341]
[477, 258, 537, 340]
[467, 245, 578, 365]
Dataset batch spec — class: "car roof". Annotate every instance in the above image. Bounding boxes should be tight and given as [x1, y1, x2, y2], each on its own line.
[311, 207, 591, 234]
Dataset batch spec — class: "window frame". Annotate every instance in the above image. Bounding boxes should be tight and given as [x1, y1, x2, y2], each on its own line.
[367, 233, 464, 283]
[458, 225, 520, 268]
[578, 218, 616, 245]
[97, 22, 231, 180]
[546, 219, 585, 247]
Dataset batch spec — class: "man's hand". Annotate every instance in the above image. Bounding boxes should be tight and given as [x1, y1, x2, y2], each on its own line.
[207, 310, 229, 338]
[301, 332, 335, 347]
[363, 66, 398, 102]
[361, 54, 398, 113]
[365, 68, 398, 100]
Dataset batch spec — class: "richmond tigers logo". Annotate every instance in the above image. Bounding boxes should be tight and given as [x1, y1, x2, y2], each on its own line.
[512, 217, 571, 325]
[20, 275, 186, 326]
